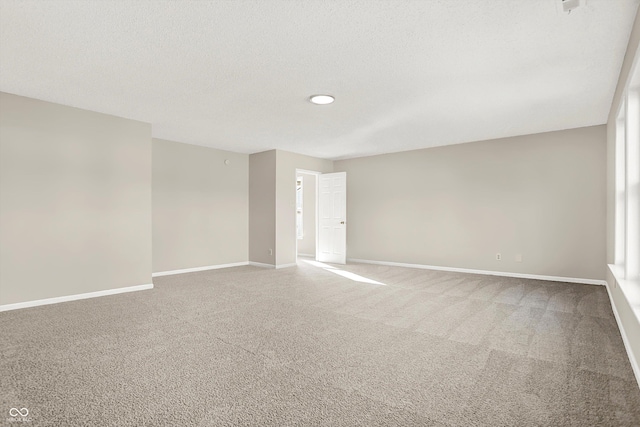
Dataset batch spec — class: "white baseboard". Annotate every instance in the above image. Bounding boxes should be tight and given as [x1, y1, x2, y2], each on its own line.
[0, 283, 154, 312]
[152, 262, 249, 277]
[249, 261, 276, 269]
[249, 261, 297, 269]
[276, 263, 298, 269]
[347, 258, 607, 286]
[297, 253, 315, 258]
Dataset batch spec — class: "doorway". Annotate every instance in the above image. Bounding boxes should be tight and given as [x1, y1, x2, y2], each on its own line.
[295, 169, 347, 265]
[295, 170, 319, 261]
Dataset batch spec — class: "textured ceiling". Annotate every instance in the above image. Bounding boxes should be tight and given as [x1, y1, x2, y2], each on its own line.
[1, 0, 638, 160]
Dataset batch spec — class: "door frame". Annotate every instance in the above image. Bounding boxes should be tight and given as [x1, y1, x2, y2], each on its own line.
[295, 169, 322, 263]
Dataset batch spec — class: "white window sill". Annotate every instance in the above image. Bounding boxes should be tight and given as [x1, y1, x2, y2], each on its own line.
[608, 264, 640, 323]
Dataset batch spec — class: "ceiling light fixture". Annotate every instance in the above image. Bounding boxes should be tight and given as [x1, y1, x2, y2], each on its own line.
[309, 94, 335, 105]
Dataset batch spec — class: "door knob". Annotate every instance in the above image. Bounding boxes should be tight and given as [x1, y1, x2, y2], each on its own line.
[340, 221, 345, 224]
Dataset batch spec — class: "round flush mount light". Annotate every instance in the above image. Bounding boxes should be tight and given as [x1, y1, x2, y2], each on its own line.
[309, 94, 335, 105]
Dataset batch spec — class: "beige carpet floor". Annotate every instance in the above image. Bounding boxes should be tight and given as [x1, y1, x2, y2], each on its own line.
[1, 260, 639, 426]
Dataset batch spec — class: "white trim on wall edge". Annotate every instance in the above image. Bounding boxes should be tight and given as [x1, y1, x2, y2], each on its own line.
[152, 262, 249, 277]
[347, 259, 606, 286]
[604, 280, 640, 389]
[249, 261, 276, 269]
[0, 283, 153, 312]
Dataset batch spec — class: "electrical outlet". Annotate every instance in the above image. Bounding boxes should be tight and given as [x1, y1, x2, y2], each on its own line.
[496, 253, 501, 261]
[268, 249, 273, 256]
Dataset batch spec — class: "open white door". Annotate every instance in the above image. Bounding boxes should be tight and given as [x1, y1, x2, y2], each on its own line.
[317, 172, 346, 264]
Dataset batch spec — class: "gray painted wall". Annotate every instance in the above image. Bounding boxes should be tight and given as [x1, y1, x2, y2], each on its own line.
[297, 173, 316, 257]
[334, 125, 606, 280]
[606, 8, 640, 384]
[249, 150, 331, 266]
[152, 139, 248, 273]
[0, 92, 152, 305]
[249, 150, 277, 265]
